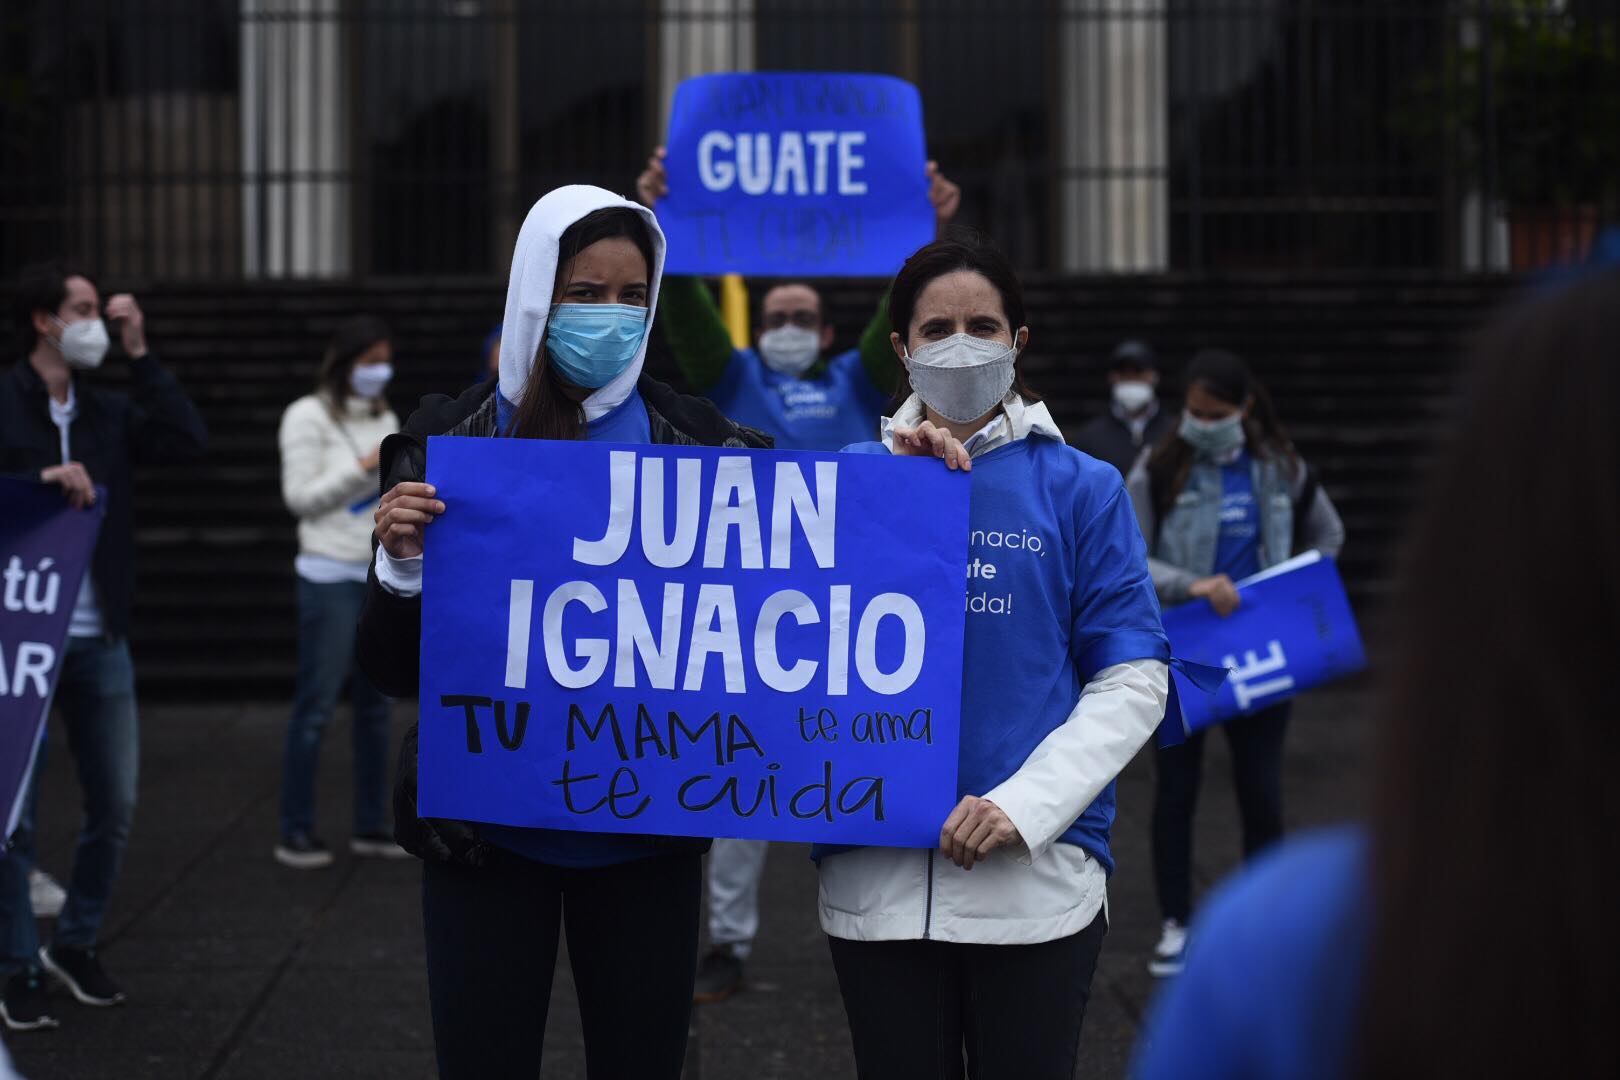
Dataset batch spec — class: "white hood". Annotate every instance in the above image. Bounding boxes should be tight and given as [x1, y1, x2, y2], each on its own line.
[497, 185, 666, 421]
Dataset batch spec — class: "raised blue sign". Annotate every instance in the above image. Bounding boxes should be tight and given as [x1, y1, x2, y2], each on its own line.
[418, 438, 970, 846]
[658, 71, 935, 276]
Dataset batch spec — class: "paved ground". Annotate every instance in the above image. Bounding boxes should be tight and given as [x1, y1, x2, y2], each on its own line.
[6, 682, 1372, 1079]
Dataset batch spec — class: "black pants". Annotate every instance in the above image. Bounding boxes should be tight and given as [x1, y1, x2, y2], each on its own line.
[421, 849, 701, 1080]
[1151, 701, 1291, 923]
[827, 911, 1107, 1080]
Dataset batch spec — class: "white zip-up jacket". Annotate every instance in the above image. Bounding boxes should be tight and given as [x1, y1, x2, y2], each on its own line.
[279, 392, 398, 566]
[817, 393, 1170, 945]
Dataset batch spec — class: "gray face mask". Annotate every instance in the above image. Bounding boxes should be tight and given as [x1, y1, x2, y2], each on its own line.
[903, 333, 1018, 424]
[1179, 411, 1246, 457]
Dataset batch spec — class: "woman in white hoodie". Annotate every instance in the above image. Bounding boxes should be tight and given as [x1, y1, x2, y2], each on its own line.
[822, 230, 1186, 1080]
[274, 316, 401, 870]
[353, 187, 769, 1079]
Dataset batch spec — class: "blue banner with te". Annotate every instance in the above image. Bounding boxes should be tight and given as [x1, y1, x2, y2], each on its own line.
[657, 71, 935, 277]
[1161, 554, 1367, 733]
[417, 438, 970, 846]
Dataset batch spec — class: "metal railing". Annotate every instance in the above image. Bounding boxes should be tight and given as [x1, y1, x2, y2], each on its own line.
[2, 0, 1615, 280]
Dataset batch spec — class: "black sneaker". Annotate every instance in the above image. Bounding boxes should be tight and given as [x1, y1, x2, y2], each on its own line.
[273, 833, 334, 870]
[692, 946, 744, 1004]
[40, 944, 125, 1007]
[350, 832, 410, 859]
[0, 968, 59, 1031]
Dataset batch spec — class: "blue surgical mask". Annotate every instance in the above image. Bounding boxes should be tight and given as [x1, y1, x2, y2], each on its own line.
[1179, 411, 1246, 457]
[544, 303, 649, 389]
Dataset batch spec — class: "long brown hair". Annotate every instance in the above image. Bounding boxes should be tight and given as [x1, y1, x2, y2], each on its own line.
[887, 226, 1043, 407]
[1355, 270, 1620, 1076]
[316, 315, 391, 417]
[1144, 348, 1297, 519]
[506, 208, 655, 440]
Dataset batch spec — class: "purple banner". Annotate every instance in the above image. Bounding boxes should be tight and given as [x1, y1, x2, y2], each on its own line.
[1, 477, 104, 841]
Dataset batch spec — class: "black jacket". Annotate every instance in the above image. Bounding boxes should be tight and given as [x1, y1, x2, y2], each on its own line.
[356, 375, 771, 865]
[0, 354, 207, 637]
[1071, 405, 1177, 479]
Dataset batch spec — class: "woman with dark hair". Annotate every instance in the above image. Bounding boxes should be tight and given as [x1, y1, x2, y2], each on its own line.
[1131, 269, 1620, 1080]
[274, 315, 400, 869]
[819, 227, 1176, 1078]
[1125, 349, 1344, 976]
[353, 186, 769, 1078]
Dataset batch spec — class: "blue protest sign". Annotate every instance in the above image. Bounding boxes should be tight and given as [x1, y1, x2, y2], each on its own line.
[1, 478, 104, 841]
[418, 439, 969, 847]
[658, 71, 935, 277]
[1161, 553, 1367, 733]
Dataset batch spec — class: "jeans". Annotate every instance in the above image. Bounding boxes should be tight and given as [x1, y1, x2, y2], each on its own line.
[279, 577, 391, 842]
[707, 837, 769, 959]
[1151, 701, 1291, 923]
[0, 636, 139, 971]
[421, 850, 702, 1079]
[828, 911, 1108, 1080]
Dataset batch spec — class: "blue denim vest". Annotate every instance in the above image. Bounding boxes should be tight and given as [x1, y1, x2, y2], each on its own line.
[1155, 455, 1295, 576]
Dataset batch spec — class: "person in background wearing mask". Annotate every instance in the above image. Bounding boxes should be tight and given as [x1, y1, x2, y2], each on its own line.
[1072, 339, 1176, 477]
[635, 147, 962, 1004]
[0, 261, 206, 1031]
[356, 186, 770, 1078]
[1124, 349, 1343, 980]
[274, 316, 404, 870]
[635, 147, 961, 451]
[823, 229, 1177, 1079]
[1132, 268, 1620, 1080]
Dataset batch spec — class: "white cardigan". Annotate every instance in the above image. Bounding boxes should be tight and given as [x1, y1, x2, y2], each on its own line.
[278, 393, 398, 569]
[818, 394, 1170, 945]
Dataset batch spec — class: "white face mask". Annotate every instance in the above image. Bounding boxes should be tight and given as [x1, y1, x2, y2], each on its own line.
[903, 332, 1018, 424]
[350, 362, 394, 399]
[52, 316, 110, 371]
[757, 325, 821, 376]
[1112, 380, 1155, 413]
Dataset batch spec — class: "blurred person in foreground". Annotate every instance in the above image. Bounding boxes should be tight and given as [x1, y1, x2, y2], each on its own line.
[274, 316, 404, 869]
[1132, 268, 1620, 1079]
[1072, 339, 1176, 477]
[1125, 349, 1344, 977]
[0, 261, 206, 1030]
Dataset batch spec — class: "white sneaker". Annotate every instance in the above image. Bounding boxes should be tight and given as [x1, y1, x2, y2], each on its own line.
[28, 870, 67, 919]
[1148, 918, 1188, 977]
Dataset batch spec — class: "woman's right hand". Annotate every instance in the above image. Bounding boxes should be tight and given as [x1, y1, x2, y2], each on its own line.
[359, 444, 382, 472]
[1188, 574, 1241, 617]
[891, 420, 973, 472]
[374, 482, 444, 559]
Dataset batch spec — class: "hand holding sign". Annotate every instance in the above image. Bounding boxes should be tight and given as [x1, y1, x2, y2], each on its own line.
[656, 72, 940, 276]
[375, 482, 444, 560]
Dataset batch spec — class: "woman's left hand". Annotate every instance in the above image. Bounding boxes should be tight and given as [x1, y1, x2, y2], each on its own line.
[940, 795, 1021, 870]
[892, 420, 972, 472]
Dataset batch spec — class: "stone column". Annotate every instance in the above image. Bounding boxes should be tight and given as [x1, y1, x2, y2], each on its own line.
[1057, 0, 1169, 272]
[240, 0, 350, 277]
